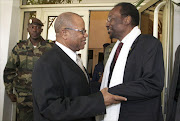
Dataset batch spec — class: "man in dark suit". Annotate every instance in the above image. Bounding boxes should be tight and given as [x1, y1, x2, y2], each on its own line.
[96, 2, 164, 121]
[32, 12, 127, 121]
[166, 45, 180, 121]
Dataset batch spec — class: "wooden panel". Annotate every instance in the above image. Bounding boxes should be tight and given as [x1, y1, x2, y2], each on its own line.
[89, 11, 111, 49]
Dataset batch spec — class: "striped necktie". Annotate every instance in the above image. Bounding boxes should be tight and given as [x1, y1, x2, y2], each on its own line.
[108, 42, 123, 86]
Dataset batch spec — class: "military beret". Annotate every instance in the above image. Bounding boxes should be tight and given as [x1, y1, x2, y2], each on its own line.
[28, 17, 44, 26]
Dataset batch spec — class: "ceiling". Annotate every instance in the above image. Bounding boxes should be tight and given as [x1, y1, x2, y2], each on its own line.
[75, 0, 152, 6]
[22, 0, 152, 6]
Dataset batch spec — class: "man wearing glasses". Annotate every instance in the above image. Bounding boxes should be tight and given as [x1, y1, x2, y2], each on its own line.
[96, 2, 164, 121]
[4, 18, 54, 121]
[32, 12, 127, 121]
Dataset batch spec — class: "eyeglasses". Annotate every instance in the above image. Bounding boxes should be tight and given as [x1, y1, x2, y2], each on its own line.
[64, 28, 86, 35]
[106, 17, 117, 23]
[106, 17, 113, 22]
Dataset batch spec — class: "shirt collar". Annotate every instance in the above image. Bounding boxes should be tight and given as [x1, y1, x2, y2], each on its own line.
[27, 37, 45, 48]
[55, 41, 77, 63]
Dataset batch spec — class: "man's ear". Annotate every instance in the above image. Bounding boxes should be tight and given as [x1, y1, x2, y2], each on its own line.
[62, 29, 68, 39]
[124, 16, 131, 25]
[40, 28, 43, 32]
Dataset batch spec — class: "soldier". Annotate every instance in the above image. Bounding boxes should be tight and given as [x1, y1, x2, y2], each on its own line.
[103, 42, 115, 66]
[92, 43, 110, 82]
[3, 17, 54, 121]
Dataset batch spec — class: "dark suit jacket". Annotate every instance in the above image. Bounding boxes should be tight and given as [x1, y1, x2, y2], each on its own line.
[166, 45, 180, 121]
[109, 34, 164, 121]
[32, 44, 106, 121]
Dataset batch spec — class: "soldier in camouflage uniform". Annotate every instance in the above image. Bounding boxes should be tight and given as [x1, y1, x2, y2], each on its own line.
[3, 18, 54, 121]
[103, 42, 115, 66]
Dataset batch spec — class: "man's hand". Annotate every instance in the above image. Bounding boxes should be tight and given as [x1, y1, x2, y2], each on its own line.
[8, 94, 17, 102]
[101, 88, 127, 106]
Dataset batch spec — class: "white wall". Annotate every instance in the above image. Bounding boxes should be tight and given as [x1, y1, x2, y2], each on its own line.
[172, 0, 180, 62]
[0, 1, 13, 120]
[0, 0, 20, 120]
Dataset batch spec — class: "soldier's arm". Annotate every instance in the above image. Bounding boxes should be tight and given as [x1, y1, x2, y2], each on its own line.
[4, 45, 19, 102]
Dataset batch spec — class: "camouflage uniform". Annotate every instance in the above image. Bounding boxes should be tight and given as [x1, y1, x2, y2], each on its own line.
[103, 42, 115, 66]
[4, 37, 54, 121]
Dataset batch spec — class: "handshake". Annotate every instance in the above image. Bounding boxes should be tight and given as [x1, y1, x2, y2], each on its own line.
[101, 88, 127, 106]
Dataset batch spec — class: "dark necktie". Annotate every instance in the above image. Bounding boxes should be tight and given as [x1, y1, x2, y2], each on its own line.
[107, 42, 123, 87]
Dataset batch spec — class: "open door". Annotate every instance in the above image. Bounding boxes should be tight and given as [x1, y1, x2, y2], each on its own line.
[139, 0, 174, 118]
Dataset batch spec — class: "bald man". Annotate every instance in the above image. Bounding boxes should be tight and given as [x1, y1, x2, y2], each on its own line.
[32, 12, 126, 121]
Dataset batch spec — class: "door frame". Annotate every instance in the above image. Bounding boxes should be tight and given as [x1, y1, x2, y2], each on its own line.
[139, 0, 174, 116]
[20, 4, 114, 67]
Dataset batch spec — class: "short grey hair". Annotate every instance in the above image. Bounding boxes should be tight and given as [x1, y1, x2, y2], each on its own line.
[54, 12, 81, 33]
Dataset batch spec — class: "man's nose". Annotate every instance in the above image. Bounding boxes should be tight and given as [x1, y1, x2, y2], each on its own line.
[32, 26, 38, 31]
[84, 32, 88, 38]
[106, 21, 110, 28]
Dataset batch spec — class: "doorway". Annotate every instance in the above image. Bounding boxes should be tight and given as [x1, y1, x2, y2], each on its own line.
[87, 11, 111, 80]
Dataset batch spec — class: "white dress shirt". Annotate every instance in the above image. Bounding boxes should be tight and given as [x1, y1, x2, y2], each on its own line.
[55, 41, 77, 63]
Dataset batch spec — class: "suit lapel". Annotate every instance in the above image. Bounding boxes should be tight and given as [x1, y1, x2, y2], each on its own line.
[127, 34, 141, 58]
[54, 44, 88, 82]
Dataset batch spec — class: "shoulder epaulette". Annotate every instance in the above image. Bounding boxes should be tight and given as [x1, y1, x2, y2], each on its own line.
[17, 40, 26, 44]
[16, 40, 27, 48]
[46, 40, 55, 43]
